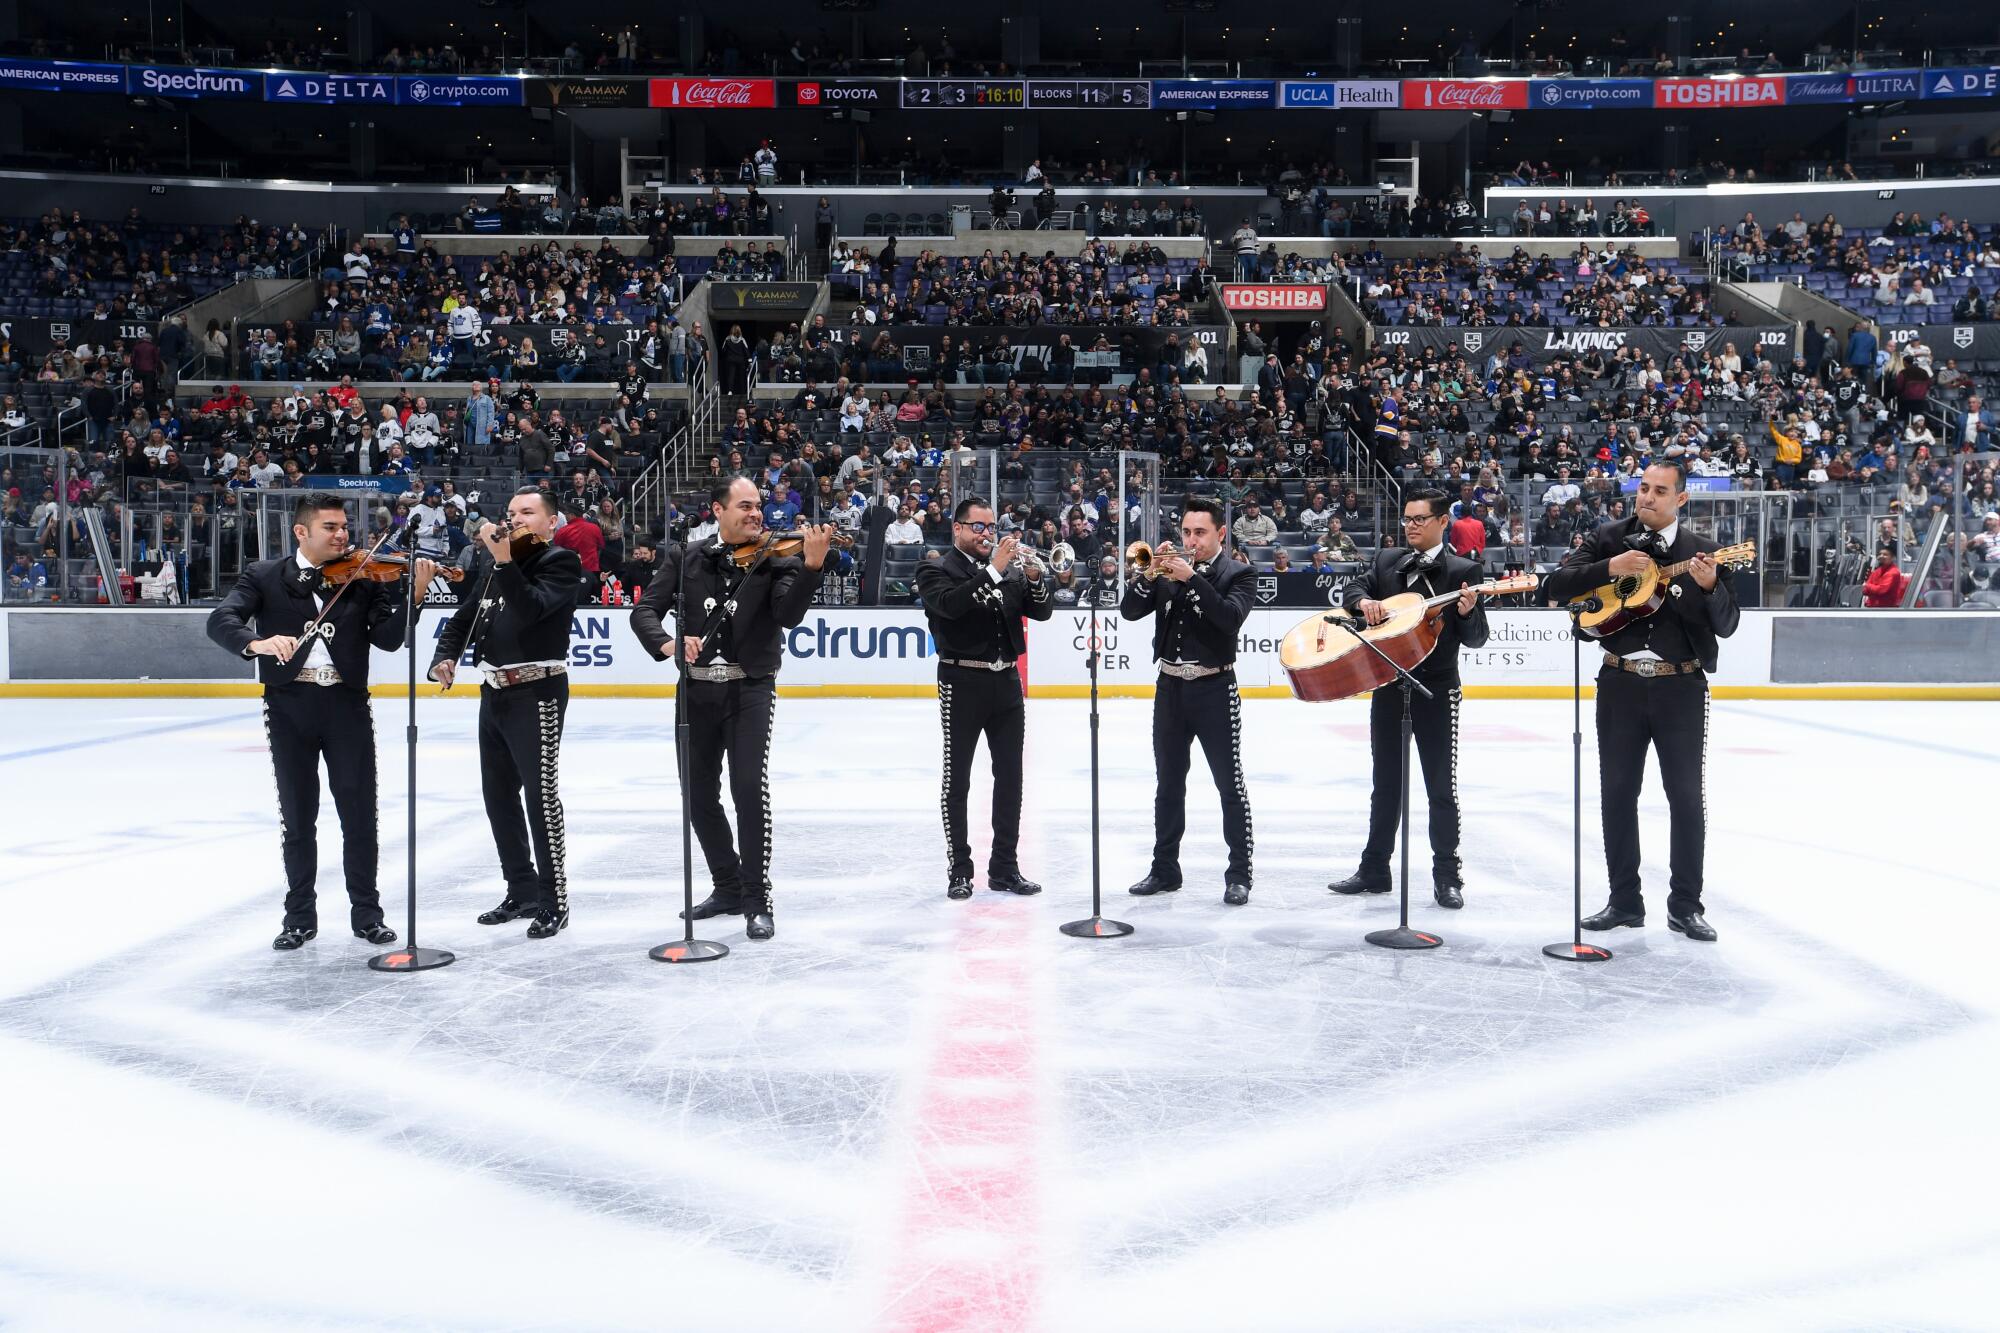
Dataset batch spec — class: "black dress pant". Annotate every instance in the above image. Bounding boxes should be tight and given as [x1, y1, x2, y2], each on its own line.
[1595, 666, 1710, 918]
[1359, 678, 1464, 880]
[477, 676, 570, 918]
[677, 675, 777, 914]
[1150, 671, 1253, 884]
[263, 684, 384, 932]
[937, 664, 1026, 881]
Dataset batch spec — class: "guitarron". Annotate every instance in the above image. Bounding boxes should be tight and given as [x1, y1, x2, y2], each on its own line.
[1279, 573, 1540, 702]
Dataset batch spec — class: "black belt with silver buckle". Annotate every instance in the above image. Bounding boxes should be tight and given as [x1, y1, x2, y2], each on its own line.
[1604, 654, 1703, 678]
[482, 663, 568, 689]
[943, 658, 1016, 672]
[1158, 661, 1226, 681]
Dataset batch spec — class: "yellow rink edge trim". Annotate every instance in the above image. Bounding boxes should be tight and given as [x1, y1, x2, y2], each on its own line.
[2, 682, 1997, 702]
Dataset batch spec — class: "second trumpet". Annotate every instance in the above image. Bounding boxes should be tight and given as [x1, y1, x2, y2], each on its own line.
[1127, 540, 1179, 580]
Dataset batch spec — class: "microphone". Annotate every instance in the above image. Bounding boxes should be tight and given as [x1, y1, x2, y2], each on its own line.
[1574, 595, 1604, 613]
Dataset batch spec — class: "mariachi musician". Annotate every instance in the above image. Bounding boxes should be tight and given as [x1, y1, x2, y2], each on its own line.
[206, 492, 439, 951]
[1120, 496, 1257, 905]
[917, 495, 1053, 901]
[1327, 487, 1489, 909]
[1543, 459, 1737, 942]
[630, 474, 832, 941]
[430, 486, 585, 940]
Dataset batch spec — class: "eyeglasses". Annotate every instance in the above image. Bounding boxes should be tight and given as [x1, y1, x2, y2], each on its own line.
[955, 520, 995, 534]
[1400, 514, 1442, 526]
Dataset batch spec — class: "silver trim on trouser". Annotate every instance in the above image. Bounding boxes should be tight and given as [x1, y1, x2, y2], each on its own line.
[1446, 686, 1463, 878]
[262, 699, 287, 845]
[1228, 679, 1253, 880]
[756, 691, 776, 914]
[937, 679, 957, 873]
[536, 696, 568, 916]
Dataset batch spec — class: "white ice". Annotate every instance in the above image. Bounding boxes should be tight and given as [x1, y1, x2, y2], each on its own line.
[1, 694, 1996, 1332]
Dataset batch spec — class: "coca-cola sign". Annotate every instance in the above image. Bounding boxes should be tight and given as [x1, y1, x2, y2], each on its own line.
[1402, 79, 1528, 110]
[649, 77, 777, 109]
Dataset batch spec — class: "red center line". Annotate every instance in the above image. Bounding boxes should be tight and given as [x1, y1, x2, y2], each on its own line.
[879, 899, 1045, 1333]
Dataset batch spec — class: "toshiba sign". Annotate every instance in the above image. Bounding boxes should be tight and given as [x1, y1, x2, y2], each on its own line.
[1220, 284, 1328, 312]
[1652, 76, 1787, 108]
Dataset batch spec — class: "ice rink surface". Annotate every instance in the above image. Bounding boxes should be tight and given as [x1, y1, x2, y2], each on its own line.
[1, 692, 1995, 1332]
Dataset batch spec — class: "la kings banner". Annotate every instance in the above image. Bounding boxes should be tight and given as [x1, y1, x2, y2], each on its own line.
[1370, 324, 1794, 366]
[1882, 323, 2000, 360]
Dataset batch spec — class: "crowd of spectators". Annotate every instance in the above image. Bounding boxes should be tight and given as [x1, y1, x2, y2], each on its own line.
[1354, 241, 1719, 328]
[833, 238, 1207, 329]
[1715, 211, 1998, 324]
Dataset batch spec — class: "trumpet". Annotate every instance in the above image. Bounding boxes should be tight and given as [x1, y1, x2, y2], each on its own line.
[1127, 539, 1179, 580]
[1014, 540, 1074, 581]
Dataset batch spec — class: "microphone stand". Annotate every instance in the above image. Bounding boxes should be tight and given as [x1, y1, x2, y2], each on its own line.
[1062, 568, 1132, 940]
[651, 530, 730, 964]
[1544, 597, 1613, 963]
[1331, 616, 1441, 951]
[369, 542, 456, 972]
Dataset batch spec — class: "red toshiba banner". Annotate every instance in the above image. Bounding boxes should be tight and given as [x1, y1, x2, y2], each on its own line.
[1220, 284, 1328, 312]
[1401, 79, 1530, 110]
[1652, 76, 1787, 108]
[649, 77, 777, 108]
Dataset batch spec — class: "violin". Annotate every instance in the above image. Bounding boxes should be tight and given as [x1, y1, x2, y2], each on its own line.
[318, 546, 465, 586]
[496, 522, 550, 560]
[724, 527, 854, 569]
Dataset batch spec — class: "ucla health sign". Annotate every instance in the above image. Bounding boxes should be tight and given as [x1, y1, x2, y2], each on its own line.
[265, 74, 396, 104]
[1527, 78, 1650, 109]
[1278, 80, 1399, 109]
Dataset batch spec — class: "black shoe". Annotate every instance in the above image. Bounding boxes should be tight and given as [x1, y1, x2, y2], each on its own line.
[1223, 879, 1251, 906]
[947, 876, 974, 900]
[745, 912, 775, 940]
[1328, 869, 1392, 895]
[1581, 904, 1646, 931]
[1127, 874, 1181, 896]
[526, 910, 569, 939]
[988, 871, 1042, 896]
[477, 898, 529, 925]
[353, 923, 397, 945]
[1432, 875, 1464, 911]
[680, 892, 744, 922]
[1668, 911, 1718, 942]
[272, 926, 317, 951]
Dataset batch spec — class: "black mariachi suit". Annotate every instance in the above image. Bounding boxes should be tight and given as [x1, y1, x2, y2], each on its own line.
[916, 546, 1054, 882]
[629, 540, 825, 917]
[1340, 545, 1490, 881]
[1543, 517, 1739, 918]
[206, 555, 411, 932]
[1119, 554, 1257, 885]
[431, 542, 585, 920]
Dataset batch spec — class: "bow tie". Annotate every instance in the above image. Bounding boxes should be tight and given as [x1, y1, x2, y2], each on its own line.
[286, 562, 322, 596]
